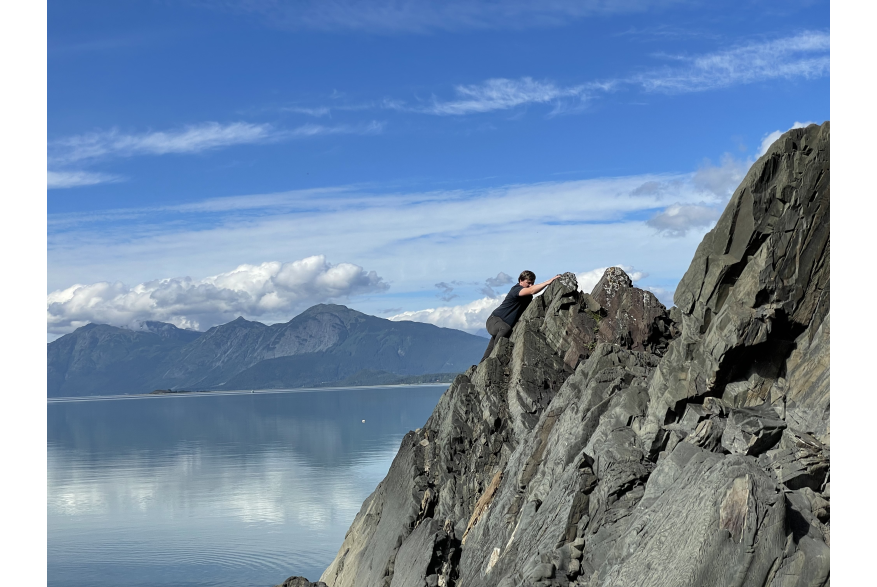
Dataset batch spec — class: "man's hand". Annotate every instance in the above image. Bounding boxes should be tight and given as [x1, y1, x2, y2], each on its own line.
[519, 274, 561, 296]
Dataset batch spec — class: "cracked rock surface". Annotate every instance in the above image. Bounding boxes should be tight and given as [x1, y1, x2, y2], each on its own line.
[276, 122, 829, 587]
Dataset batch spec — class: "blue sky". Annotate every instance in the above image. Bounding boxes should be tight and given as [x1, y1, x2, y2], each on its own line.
[47, 0, 830, 340]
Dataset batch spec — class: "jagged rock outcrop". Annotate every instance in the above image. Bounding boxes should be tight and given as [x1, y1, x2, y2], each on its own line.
[277, 122, 829, 587]
[640, 122, 829, 454]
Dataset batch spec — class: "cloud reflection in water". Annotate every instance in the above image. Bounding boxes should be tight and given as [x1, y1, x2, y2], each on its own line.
[48, 386, 445, 587]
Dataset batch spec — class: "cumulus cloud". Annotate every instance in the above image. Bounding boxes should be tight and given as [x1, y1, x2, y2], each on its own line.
[646, 285, 675, 307]
[630, 181, 663, 196]
[47, 170, 123, 189]
[646, 203, 722, 237]
[389, 296, 502, 333]
[637, 31, 830, 94]
[46, 255, 388, 335]
[389, 265, 651, 332]
[758, 121, 816, 156]
[481, 271, 514, 296]
[692, 153, 749, 199]
[643, 119, 819, 239]
[485, 272, 513, 288]
[576, 265, 647, 294]
[48, 171, 726, 337]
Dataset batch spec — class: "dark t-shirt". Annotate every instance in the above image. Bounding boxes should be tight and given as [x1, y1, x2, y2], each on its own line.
[491, 284, 533, 327]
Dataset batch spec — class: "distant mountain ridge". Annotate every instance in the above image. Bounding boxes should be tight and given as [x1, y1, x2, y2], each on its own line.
[47, 304, 488, 397]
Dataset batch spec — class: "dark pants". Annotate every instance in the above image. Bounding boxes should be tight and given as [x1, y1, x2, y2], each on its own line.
[480, 315, 513, 362]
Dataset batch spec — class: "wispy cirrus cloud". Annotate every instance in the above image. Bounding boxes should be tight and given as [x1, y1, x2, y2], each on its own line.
[49, 121, 276, 165]
[48, 120, 385, 166]
[422, 77, 594, 116]
[208, 0, 682, 34]
[288, 33, 828, 119]
[635, 31, 830, 93]
[47, 170, 124, 189]
[282, 106, 332, 117]
[288, 120, 385, 137]
[46, 121, 385, 189]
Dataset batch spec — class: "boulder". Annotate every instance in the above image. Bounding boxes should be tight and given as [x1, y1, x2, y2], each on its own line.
[275, 577, 329, 587]
[720, 405, 787, 456]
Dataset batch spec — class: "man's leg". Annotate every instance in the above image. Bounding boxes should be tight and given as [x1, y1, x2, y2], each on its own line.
[480, 316, 512, 362]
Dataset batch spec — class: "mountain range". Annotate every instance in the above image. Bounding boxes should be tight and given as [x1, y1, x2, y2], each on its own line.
[47, 304, 488, 397]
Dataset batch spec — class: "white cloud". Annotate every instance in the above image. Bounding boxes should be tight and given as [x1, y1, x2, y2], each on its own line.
[388, 264, 650, 332]
[424, 77, 589, 115]
[219, 0, 679, 33]
[49, 122, 276, 165]
[48, 172, 716, 337]
[637, 31, 830, 94]
[48, 120, 384, 165]
[576, 265, 647, 295]
[758, 121, 816, 156]
[287, 120, 385, 137]
[388, 32, 829, 119]
[283, 106, 332, 117]
[643, 120, 817, 239]
[646, 203, 722, 237]
[47, 170, 123, 189]
[646, 285, 674, 307]
[46, 255, 388, 335]
[485, 272, 513, 288]
[692, 153, 749, 199]
[389, 296, 501, 333]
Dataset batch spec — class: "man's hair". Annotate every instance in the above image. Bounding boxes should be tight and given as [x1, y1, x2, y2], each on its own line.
[519, 270, 536, 283]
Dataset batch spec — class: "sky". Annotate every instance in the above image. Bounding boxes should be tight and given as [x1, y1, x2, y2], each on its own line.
[47, 0, 830, 341]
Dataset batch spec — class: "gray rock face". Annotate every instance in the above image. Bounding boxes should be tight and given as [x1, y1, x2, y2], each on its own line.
[301, 123, 829, 587]
[640, 122, 829, 455]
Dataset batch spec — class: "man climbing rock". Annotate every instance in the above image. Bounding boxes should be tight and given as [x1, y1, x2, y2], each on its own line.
[480, 270, 560, 362]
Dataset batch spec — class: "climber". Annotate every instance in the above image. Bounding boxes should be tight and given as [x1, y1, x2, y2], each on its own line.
[480, 271, 561, 362]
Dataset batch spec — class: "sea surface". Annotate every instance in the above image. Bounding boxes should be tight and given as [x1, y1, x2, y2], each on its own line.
[47, 385, 448, 587]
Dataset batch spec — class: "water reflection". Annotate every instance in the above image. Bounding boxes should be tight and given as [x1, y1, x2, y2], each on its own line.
[48, 386, 446, 587]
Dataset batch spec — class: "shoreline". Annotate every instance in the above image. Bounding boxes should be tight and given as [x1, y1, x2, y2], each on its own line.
[47, 382, 452, 403]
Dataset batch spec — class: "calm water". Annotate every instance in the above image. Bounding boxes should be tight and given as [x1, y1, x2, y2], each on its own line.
[47, 385, 447, 587]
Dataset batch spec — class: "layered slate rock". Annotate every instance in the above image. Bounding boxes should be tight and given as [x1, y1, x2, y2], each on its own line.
[298, 123, 829, 587]
[640, 122, 830, 455]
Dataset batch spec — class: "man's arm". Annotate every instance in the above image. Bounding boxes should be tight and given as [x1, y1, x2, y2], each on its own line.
[519, 275, 561, 296]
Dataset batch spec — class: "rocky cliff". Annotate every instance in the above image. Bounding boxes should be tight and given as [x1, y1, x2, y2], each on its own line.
[279, 122, 829, 587]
